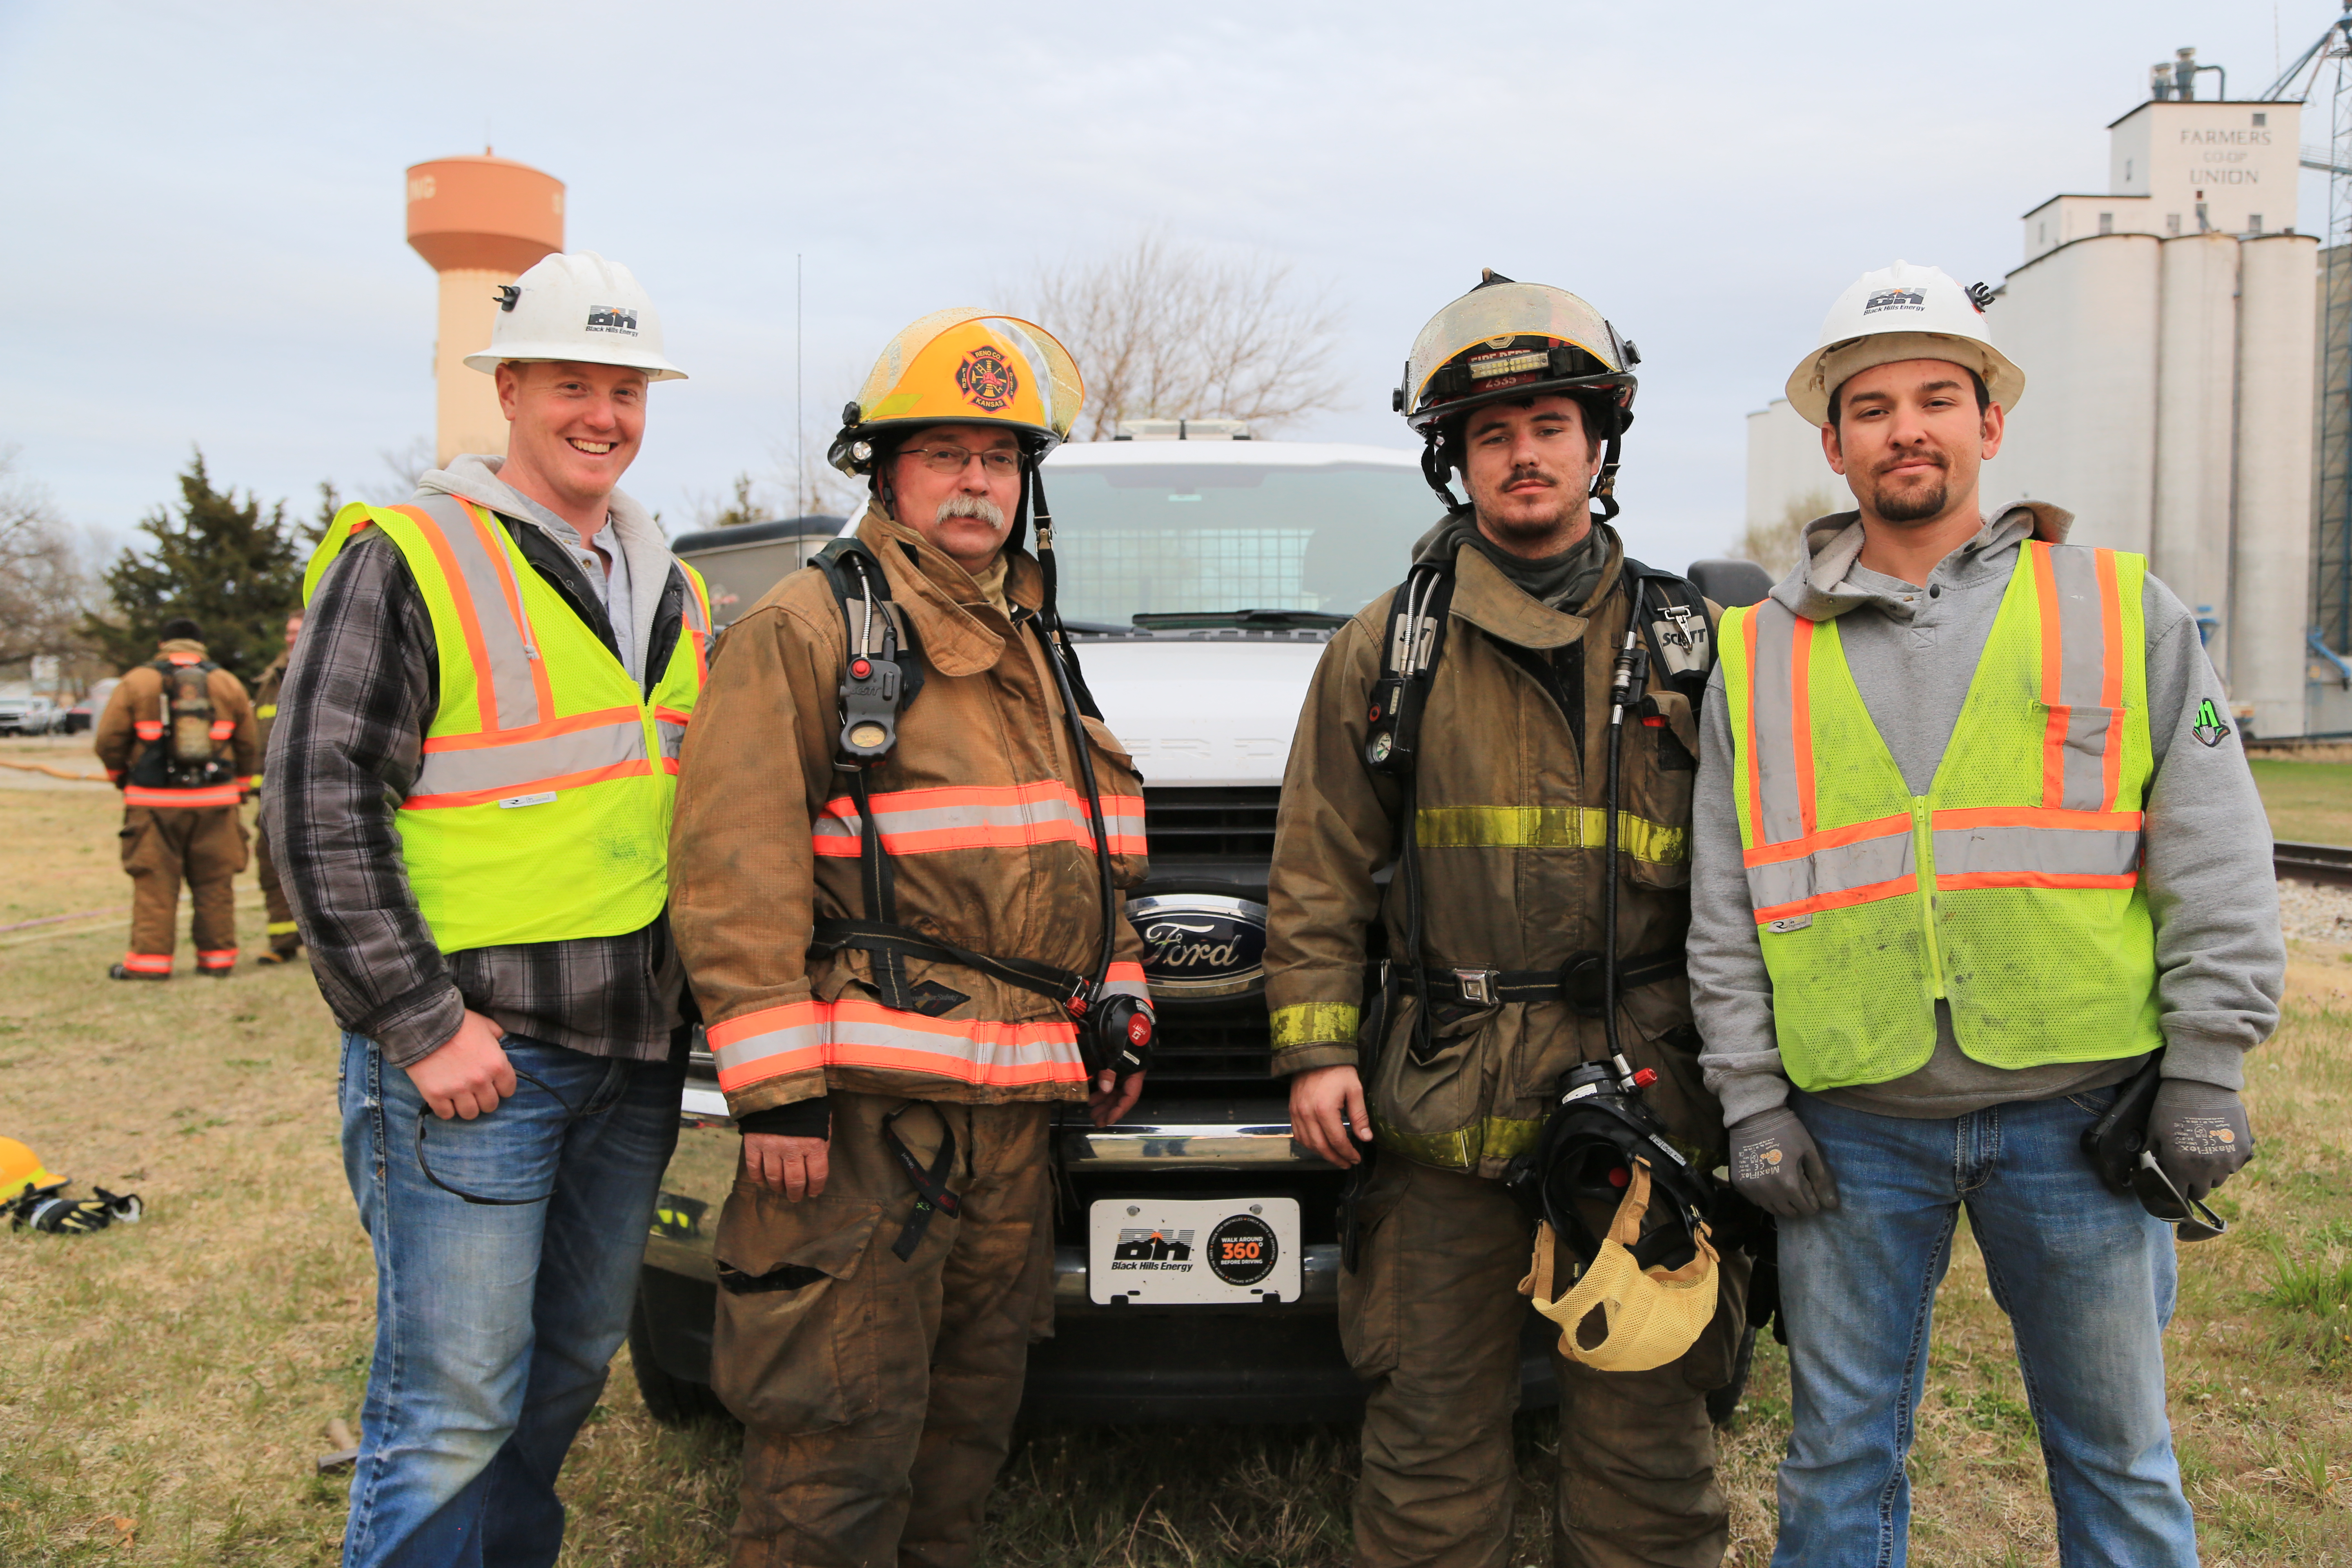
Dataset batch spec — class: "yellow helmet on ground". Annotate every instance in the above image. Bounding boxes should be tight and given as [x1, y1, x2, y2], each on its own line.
[0, 1136, 65, 1203]
[1395, 269, 1639, 515]
[830, 310, 1085, 476]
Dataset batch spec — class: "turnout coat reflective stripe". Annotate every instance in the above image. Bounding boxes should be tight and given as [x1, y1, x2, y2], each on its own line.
[1263, 522, 1729, 1179]
[669, 506, 1151, 1119]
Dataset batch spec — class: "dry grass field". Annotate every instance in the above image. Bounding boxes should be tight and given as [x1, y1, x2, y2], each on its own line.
[1, 753, 2348, 1565]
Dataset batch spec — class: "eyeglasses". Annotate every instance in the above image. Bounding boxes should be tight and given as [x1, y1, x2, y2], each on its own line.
[899, 445, 1021, 477]
[2132, 1150, 2228, 1242]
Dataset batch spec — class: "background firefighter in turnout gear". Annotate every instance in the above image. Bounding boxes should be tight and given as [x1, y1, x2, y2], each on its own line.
[1266, 273, 1751, 1568]
[670, 310, 1152, 1568]
[92, 616, 260, 980]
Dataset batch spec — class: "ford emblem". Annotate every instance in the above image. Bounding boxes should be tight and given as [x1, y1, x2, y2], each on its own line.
[1125, 893, 1269, 1000]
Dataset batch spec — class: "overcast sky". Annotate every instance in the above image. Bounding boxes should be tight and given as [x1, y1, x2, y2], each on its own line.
[1, 0, 2332, 570]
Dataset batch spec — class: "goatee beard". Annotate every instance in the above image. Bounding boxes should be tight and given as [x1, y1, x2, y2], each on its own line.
[1872, 479, 1949, 524]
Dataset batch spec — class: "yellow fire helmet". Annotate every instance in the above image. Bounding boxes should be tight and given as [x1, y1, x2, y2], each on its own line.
[829, 309, 1085, 477]
[0, 1136, 65, 1204]
[1394, 269, 1639, 515]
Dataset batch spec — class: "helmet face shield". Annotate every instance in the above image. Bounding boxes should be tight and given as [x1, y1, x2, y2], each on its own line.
[833, 310, 1084, 475]
[1401, 280, 1632, 431]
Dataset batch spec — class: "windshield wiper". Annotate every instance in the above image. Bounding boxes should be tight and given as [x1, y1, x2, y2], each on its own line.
[1131, 608, 1351, 630]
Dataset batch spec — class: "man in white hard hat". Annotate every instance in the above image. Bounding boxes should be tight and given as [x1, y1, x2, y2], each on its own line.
[1687, 261, 2281, 1565]
[266, 252, 713, 1568]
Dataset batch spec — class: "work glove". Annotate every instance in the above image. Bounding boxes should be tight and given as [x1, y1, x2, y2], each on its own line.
[1728, 1105, 1839, 1219]
[2147, 1078, 2253, 1203]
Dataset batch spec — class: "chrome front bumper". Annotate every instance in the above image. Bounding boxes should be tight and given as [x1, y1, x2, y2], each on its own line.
[656, 1092, 1339, 1310]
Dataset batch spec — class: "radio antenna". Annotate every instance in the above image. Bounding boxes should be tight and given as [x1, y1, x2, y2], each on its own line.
[796, 253, 805, 512]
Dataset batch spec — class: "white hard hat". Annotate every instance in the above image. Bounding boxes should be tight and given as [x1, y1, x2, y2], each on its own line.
[463, 251, 687, 381]
[1784, 260, 2022, 427]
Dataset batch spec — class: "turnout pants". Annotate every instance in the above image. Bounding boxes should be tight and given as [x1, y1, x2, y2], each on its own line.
[118, 804, 247, 974]
[254, 813, 299, 953]
[1342, 1154, 1751, 1568]
[715, 1091, 1055, 1568]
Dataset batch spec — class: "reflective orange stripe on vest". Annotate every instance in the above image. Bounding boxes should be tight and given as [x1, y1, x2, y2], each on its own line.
[811, 780, 1148, 858]
[1735, 543, 2142, 924]
[123, 783, 243, 808]
[391, 499, 691, 810]
[706, 996, 1090, 1095]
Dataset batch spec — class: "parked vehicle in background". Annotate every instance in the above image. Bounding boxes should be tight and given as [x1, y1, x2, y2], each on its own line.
[638, 437, 1780, 1428]
[644, 433, 1503, 1426]
[61, 680, 120, 735]
[0, 697, 62, 735]
[665, 514, 847, 630]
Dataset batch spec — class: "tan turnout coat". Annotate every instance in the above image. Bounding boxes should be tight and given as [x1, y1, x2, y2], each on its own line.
[670, 507, 1149, 1120]
[1265, 521, 1727, 1177]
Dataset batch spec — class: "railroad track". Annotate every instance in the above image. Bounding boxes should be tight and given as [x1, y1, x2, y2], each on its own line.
[2275, 840, 2352, 888]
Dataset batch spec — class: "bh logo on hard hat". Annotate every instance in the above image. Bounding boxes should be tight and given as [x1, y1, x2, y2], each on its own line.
[586, 304, 639, 336]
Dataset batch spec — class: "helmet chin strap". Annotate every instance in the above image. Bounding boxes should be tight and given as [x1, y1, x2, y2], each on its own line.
[1590, 428, 1624, 524]
[1420, 429, 1463, 511]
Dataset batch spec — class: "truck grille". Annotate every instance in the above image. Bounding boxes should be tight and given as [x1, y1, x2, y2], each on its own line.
[1143, 786, 1283, 860]
[1146, 999, 1274, 1084]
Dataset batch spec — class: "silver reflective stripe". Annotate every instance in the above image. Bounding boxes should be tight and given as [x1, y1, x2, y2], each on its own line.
[2045, 546, 2114, 812]
[412, 719, 646, 798]
[1745, 829, 1913, 913]
[656, 719, 687, 761]
[1746, 602, 1807, 843]
[1101, 797, 1147, 848]
[827, 1002, 1087, 1080]
[1932, 824, 2142, 879]
[407, 494, 543, 731]
[812, 787, 1147, 853]
[712, 1009, 826, 1085]
[1099, 973, 1154, 1016]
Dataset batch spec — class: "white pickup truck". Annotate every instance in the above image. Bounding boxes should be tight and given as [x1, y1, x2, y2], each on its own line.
[637, 433, 1769, 1424]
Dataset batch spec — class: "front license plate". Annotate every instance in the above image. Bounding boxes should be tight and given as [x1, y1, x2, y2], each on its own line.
[1087, 1196, 1302, 1305]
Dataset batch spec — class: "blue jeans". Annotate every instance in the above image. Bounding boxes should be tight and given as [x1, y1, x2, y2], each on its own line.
[338, 1031, 682, 1568]
[1773, 1087, 2197, 1568]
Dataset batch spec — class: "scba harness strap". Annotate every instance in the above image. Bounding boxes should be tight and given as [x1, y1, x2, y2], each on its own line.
[805, 529, 1151, 1080]
[127, 658, 237, 795]
[1359, 545, 1715, 1069]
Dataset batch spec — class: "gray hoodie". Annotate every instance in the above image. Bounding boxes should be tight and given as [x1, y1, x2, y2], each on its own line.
[428, 454, 679, 684]
[1688, 503, 2284, 1125]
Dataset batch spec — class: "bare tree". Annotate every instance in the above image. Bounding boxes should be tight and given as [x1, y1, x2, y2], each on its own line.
[1734, 486, 1838, 577]
[378, 435, 436, 499]
[1025, 233, 1345, 439]
[0, 448, 96, 667]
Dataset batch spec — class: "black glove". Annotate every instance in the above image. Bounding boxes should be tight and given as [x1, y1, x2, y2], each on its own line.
[1728, 1105, 1839, 1219]
[2147, 1078, 2252, 1203]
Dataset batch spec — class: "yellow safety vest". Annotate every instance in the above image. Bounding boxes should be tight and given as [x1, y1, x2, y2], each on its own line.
[305, 497, 710, 954]
[1718, 541, 2161, 1090]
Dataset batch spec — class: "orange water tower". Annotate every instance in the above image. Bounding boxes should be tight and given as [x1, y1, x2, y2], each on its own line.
[405, 155, 565, 465]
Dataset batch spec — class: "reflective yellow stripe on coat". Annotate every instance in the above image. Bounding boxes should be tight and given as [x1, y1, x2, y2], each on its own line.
[1719, 542, 2161, 1089]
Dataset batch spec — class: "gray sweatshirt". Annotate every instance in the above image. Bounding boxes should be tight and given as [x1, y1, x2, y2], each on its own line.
[1688, 503, 2285, 1125]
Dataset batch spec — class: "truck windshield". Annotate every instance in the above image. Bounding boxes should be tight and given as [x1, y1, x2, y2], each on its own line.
[1040, 460, 1436, 624]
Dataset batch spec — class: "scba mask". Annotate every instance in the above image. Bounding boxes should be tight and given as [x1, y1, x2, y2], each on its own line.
[1506, 1062, 1721, 1371]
